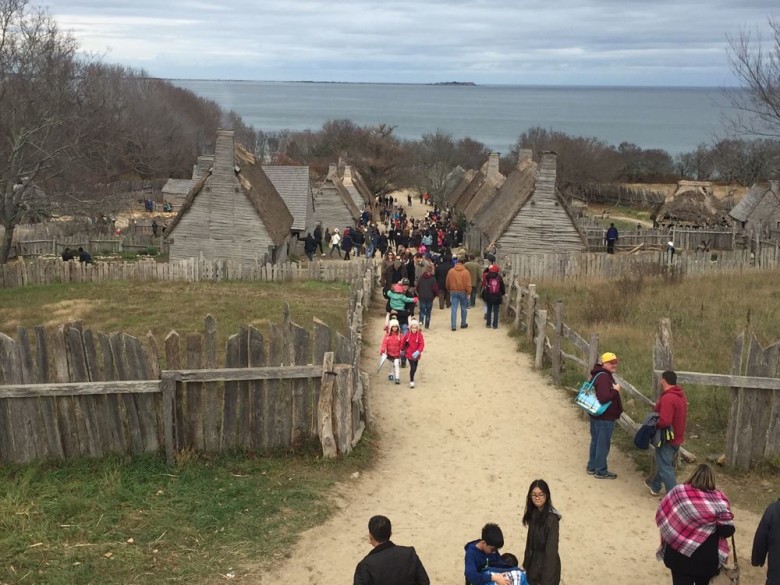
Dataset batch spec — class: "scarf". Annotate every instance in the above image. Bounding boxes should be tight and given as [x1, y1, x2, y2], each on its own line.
[656, 483, 734, 566]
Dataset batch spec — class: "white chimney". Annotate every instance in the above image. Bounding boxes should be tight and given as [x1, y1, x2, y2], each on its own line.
[328, 163, 338, 178]
[517, 149, 533, 163]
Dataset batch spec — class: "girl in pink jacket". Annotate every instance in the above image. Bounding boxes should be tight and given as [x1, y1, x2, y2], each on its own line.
[380, 319, 403, 384]
[402, 319, 425, 388]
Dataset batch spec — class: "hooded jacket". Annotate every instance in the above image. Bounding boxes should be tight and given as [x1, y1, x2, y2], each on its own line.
[415, 272, 439, 302]
[464, 540, 502, 585]
[752, 499, 780, 585]
[654, 385, 687, 446]
[589, 365, 623, 421]
[523, 508, 561, 585]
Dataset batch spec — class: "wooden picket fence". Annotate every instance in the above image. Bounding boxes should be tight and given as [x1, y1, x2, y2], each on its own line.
[0, 257, 370, 288]
[503, 279, 780, 468]
[504, 247, 780, 283]
[0, 264, 375, 464]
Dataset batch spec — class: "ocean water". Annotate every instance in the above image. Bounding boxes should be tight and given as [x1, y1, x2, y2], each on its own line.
[172, 80, 734, 156]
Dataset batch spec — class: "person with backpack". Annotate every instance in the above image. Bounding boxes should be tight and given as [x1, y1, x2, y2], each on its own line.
[482, 265, 505, 329]
[645, 370, 687, 497]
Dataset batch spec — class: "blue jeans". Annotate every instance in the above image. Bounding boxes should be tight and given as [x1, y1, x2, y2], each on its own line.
[418, 300, 433, 328]
[450, 292, 468, 329]
[486, 302, 500, 328]
[588, 418, 615, 475]
[651, 443, 679, 493]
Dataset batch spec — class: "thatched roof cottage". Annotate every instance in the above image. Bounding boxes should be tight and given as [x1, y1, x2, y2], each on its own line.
[447, 153, 505, 220]
[165, 130, 293, 264]
[652, 180, 730, 229]
[262, 165, 314, 236]
[466, 151, 587, 255]
[729, 181, 780, 240]
[312, 163, 364, 231]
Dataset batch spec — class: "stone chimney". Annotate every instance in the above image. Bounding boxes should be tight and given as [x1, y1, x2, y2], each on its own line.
[342, 166, 354, 184]
[487, 152, 500, 178]
[328, 163, 338, 179]
[541, 150, 558, 167]
[517, 149, 533, 165]
[193, 155, 215, 181]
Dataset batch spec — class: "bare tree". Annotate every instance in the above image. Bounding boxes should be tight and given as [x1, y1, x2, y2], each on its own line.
[727, 19, 780, 138]
[0, 0, 98, 261]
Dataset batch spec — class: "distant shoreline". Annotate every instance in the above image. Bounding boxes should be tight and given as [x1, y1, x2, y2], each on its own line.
[166, 78, 727, 90]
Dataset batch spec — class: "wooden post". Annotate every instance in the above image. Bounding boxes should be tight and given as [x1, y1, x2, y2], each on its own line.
[551, 301, 563, 385]
[587, 333, 599, 375]
[513, 281, 522, 330]
[535, 309, 547, 369]
[526, 284, 537, 342]
[317, 352, 337, 458]
[652, 318, 674, 400]
[161, 372, 176, 465]
[725, 332, 745, 469]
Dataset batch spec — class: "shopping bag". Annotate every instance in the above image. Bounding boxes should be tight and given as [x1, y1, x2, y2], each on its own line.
[575, 372, 612, 416]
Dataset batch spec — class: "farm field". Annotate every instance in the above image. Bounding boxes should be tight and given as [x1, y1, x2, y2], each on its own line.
[0, 279, 359, 584]
[532, 268, 780, 509]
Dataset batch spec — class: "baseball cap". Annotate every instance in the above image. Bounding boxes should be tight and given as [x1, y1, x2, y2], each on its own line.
[601, 352, 618, 363]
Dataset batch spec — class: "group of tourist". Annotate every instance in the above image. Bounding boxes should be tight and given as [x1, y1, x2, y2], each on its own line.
[355, 345, 780, 584]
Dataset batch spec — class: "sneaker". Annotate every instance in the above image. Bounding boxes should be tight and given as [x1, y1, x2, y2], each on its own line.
[394, 378, 400, 385]
[388, 374, 394, 381]
[644, 479, 660, 497]
[409, 381, 415, 388]
[400, 362, 407, 368]
[595, 471, 618, 480]
[586, 468, 596, 475]
[460, 324, 468, 328]
[451, 327, 456, 331]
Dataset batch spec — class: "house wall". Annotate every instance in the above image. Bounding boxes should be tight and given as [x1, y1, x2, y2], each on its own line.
[312, 184, 355, 232]
[745, 190, 780, 239]
[496, 154, 585, 255]
[169, 159, 276, 264]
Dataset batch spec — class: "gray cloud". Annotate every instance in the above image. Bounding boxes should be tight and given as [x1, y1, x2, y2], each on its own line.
[41, 0, 778, 84]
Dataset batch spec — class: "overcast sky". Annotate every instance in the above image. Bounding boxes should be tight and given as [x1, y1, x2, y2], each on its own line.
[43, 0, 777, 86]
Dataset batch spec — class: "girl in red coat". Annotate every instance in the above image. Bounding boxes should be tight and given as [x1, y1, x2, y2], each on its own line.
[380, 319, 403, 384]
[402, 319, 425, 388]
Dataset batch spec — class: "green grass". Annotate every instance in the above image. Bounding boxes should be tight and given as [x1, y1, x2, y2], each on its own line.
[531, 269, 780, 510]
[0, 280, 350, 349]
[0, 442, 375, 584]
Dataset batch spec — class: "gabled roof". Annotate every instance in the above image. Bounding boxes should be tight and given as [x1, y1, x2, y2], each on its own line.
[652, 179, 730, 226]
[729, 183, 780, 223]
[166, 131, 293, 246]
[263, 165, 311, 231]
[450, 154, 504, 216]
[445, 168, 477, 208]
[473, 155, 537, 243]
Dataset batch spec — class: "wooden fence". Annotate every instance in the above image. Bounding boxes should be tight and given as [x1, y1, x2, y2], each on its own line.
[0, 257, 371, 288]
[503, 280, 780, 468]
[583, 228, 743, 252]
[504, 246, 780, 283]
[0, 264, 375, 464]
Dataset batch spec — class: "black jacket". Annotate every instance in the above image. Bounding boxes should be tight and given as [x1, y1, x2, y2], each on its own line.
[523, 509, 561, 585]
[434, 262, 452, 289]
[354, 541, 430, 585]
[753, 499, 780, 585]
[664, 525, 735, 579]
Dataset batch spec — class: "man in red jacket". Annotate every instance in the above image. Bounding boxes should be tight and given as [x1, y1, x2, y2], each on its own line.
[646, 370, 687, 497]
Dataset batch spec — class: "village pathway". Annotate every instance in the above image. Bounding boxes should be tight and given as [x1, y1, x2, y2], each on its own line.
[254, 197, 763, 585]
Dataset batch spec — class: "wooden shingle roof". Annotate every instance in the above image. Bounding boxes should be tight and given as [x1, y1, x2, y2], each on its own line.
[263, 165, 311, 231]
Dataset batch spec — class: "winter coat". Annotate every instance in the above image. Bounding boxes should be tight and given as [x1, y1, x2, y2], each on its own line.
[380, 331, 403, 359]
[523, 509, 561, 585]
[589, 365, 623, 421]
[445, 263, 472, 294]
[402, 330, 425, 361]
[415, 272, 439, 302]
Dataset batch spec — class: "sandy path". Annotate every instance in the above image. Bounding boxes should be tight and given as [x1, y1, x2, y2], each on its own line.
[253, 200, 764, 584]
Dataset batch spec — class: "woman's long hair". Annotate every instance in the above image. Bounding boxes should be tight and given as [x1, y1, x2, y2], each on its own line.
[522, 479, 554, 526]
[685, 464, 717, 491]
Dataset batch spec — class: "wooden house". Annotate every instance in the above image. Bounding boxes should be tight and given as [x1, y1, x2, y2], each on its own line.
[729, 181, 780, 241]
[312, 163, 362, 231]
[467, 151, 587, 255]
[652, 180, 731, 229]
[263, 165, 314, 237]
[446, 153, 505, 219]
[165, 130, 293, 264]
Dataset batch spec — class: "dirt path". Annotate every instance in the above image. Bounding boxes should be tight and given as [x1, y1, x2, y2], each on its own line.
[253, 200, 763, 584]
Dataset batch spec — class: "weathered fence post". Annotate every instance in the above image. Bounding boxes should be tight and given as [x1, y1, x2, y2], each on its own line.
[535, 309, 547, 369]
[551, 301, 563, 385]
[526, 284, 537, 342]
[161, 372, 177, 465]
[513, 280, 523, 330]
[317, 352, 337, 458]
[653, 318, 674, 400]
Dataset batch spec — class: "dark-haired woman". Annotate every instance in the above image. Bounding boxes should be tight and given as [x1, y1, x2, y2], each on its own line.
[522, 479, 561, 585]
[656, 464, 735, 585]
